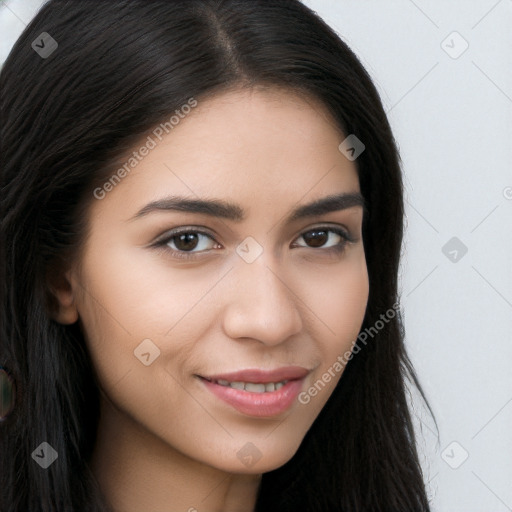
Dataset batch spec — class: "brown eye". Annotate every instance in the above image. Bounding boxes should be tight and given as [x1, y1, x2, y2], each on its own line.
[161, 230, 218, 253]
[173, 233, 200, 251]
[302, 229, 329, 247]
[295, 227, 349, 249]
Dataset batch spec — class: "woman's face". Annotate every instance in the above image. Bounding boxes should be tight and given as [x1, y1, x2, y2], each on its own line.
[63, 87, 369, 474]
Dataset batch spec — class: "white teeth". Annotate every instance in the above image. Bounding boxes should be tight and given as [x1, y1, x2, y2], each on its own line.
[212, 379, 288, 392]
[245, 383, 266, 393]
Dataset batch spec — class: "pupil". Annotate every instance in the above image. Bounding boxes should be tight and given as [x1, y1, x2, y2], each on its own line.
[304, 230, 327, 247]
[175, 233, 198, 251]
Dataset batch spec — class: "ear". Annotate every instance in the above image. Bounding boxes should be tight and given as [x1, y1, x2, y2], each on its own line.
[47, 267, 79, 325]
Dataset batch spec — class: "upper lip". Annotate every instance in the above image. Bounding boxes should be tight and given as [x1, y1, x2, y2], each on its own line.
[200, 366, 310, 383]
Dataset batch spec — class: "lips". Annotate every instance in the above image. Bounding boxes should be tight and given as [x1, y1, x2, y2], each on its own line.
[197, 366, 309, 417]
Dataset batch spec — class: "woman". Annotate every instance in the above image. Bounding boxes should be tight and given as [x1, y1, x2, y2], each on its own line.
[0, 0, 433, 510]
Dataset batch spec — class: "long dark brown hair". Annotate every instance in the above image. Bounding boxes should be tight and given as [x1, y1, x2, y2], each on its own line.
[0, 1, 433, 510]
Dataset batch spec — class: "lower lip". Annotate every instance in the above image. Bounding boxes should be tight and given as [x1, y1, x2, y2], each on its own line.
[199, 378, 304, 417]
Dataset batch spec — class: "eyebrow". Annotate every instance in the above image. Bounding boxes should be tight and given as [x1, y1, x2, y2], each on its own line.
[130, 192, 365, 223]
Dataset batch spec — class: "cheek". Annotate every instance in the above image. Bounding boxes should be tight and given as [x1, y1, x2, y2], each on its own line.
[73, 258, 204, 436]
[324, 259, 369, 347]
[300, 251, 369, 351]
[296, 252, 369, 403]
[74, 245, 221, 397]
[77, 243, 220, 338]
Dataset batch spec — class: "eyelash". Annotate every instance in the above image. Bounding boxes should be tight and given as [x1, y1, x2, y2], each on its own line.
[152, 225, 357, 261]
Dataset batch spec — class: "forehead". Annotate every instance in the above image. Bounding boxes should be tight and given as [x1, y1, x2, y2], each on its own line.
[93, 87, 360, 218]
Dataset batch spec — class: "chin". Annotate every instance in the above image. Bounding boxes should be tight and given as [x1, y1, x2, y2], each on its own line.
[213, 438, 304, 475]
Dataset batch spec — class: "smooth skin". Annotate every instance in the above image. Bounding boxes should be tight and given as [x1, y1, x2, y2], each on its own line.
[51, 87, 369, 512]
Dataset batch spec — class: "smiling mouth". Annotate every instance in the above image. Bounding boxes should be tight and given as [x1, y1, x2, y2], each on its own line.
[196, 366, 310, 417]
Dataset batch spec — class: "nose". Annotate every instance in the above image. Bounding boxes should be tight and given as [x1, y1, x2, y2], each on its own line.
[221, 257, 303, 346]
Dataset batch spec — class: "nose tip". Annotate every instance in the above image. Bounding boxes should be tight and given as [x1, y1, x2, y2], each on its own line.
[221, 261, 303, 346]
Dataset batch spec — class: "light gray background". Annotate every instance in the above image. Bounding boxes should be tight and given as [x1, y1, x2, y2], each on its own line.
[2, 1, 511, 510]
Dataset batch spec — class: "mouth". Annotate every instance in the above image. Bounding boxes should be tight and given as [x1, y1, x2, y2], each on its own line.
[196, 366, 309, 417]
